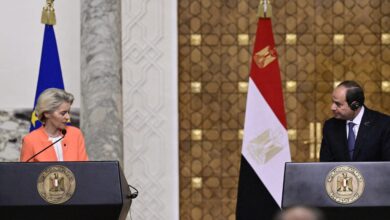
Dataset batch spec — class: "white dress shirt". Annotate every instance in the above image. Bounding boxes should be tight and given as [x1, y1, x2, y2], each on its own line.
[346, 106, 365, 138]
[49, 136, 64, 161]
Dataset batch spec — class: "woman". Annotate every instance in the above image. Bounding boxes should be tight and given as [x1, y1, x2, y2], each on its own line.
[20, 88, 89, 162]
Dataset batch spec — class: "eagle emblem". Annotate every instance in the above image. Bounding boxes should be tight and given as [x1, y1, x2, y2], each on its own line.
[325, 165, 365, 204]
[37, 165, 76, 204]
[253, 46, 277, 68]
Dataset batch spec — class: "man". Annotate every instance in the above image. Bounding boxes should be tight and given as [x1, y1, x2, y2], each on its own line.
[274, 206, 325, 220]
[320, 80, 390, 161]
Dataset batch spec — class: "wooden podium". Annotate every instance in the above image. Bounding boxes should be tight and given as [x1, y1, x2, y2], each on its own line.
[282, 162, 390, 220]
[0, 161, 133, 220]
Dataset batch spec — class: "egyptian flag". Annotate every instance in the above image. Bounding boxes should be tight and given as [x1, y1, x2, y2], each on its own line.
[236, 2, 290, 220]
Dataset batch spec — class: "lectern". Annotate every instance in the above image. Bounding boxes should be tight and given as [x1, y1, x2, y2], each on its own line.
[282, 162, 390, 220]
[0, 161, 133, 220]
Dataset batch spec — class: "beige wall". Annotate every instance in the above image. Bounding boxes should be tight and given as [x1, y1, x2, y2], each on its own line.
[0, 0, 80, 109]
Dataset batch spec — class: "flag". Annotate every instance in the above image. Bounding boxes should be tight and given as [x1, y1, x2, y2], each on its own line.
[236, 3, 291, 220]
[30, 25, 64, 131]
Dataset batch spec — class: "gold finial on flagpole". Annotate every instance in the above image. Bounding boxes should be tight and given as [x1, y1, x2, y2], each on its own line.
[257, 0, 264, 18]
[265, 0, 273, 18]
[258, 0, 272, 18]
[41, 0, 56, 25]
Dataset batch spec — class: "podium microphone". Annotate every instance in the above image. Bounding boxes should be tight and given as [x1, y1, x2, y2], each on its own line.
[128, 184, 139, 199]
[25, 129, 67, 162]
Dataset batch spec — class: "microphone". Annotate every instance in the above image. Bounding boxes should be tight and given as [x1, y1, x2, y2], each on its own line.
[127, 184, 139, 199]
[25, 129, 67, 162]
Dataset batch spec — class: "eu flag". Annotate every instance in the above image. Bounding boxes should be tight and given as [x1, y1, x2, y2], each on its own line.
[30, 25, 64, 131]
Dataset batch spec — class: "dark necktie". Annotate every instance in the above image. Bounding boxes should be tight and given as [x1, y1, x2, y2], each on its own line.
[347, 122, 356, 160]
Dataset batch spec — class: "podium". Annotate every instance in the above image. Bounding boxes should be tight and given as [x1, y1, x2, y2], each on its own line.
[0, 161, 133, 220]
[282, 162, 390, 220]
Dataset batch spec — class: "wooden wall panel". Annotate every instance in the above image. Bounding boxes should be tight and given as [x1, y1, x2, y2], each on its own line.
[179, 0, 389, 219]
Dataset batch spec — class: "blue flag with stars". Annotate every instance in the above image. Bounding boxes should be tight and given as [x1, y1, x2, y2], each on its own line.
[30, 25, 64, 131]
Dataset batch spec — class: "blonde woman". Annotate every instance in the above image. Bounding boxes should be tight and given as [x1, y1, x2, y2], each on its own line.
[20, 88, 88, 162]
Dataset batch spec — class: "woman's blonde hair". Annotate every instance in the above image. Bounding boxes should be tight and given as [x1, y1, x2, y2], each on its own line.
[35, 88, 74, 122]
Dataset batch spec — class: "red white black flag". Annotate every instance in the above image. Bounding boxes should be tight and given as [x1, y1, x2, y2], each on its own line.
[236, 2, 291, 219]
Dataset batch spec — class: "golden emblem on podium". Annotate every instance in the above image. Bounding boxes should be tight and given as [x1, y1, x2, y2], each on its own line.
[37, 165, 76, 204]
[325, 165, 365, 204]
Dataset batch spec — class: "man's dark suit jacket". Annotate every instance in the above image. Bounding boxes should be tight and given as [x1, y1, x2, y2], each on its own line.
[320, 107, 390, 162]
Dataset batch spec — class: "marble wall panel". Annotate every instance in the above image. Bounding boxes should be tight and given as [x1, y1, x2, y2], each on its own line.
[80, 0, 123, 161]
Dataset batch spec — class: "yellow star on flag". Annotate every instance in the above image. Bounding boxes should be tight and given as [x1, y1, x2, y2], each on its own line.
[31, 110, 39, 127]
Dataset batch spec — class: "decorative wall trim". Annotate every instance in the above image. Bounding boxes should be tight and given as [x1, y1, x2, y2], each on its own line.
[122, 0, 179, 219]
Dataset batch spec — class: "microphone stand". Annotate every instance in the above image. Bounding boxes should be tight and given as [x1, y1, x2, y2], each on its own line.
[25, 130, 66, 162]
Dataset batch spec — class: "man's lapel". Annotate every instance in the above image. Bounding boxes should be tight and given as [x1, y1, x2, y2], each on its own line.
[353, 109, 372, 160]
[334, 119, 350, 161]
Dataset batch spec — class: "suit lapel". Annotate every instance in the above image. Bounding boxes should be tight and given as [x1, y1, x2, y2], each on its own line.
[61, 137, 68, 161]
[353, 109, 373, 160]
[47, 140, 59, 160]
[334, 119, 350, 161]
[37, 127, 59, 161]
